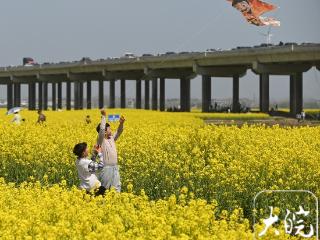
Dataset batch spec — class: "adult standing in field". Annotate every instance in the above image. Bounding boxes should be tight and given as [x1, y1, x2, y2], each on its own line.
[37, 110, 46, 124]
[301, 110, 306, 121]
[85, 115, 92, 124]
[97, 109, 125, 192]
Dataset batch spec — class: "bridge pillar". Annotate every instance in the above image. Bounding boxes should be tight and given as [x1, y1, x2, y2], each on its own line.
[121, 79, 126, 108]
[43, 82, 48, 110]
[79, 81, 83, 110]
[14, 83, 21, 107]
[57, 82, 62, 109]
[74, 81, 79, 110]
[66, 81, 71, 110]
[32, 83, 36, 110]
[160, 78, 165, 111]
[28, 83, 32, 110]
[152, 78, 158, 110]
[180, 78, 190, 112]
[290, 73, 303, 117]
[99, 79, 104, 109]
[259, 74, 269, 113]
[28, 83, 36, 110]
[136, 80, 141, 109]
[109, 80, 115, 108]
[86, 80, 91, 109]
[202, 75, 211, 112]
[232, 75, 240, 113]
[145, 80, 150, 109]
[52, 83, 57, 111]
[73, 81, 83, 110]
[38, 82, 43, 110]
[7, 83, 13, 110]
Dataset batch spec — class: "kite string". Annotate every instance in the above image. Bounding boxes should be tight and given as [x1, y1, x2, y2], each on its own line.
[175, 0, 280, 51]
[313, 67, 320, 89]
[173, 11, 224, 53]
[155, 10, 224, 66]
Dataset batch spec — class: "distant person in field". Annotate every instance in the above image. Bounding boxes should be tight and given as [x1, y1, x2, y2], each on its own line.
[301, 111, 306, 121]
[97, 109, 125, 192]
[73, 142, 105, 195]
[11, 111, 22, 124]
[37, 110, 46, 124]
[85, 115, 91, 124]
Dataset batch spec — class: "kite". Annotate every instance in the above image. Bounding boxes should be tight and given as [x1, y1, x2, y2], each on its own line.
[228, 0, 280, 27]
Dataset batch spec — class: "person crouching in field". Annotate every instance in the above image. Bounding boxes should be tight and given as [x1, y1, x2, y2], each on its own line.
[73, 142, 106, 196]
[97, 109, 125, 192]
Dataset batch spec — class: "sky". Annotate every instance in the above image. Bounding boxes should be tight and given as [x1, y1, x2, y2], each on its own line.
[0, 0, 319, 104]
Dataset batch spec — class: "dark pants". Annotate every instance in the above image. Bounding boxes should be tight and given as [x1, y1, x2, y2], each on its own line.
[86, 186, 106, 196]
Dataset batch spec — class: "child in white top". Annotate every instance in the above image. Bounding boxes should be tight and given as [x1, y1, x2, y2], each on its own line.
[73, 142, 105, 195]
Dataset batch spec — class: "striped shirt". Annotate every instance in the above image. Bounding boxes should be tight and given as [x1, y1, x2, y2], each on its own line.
[76, 153, 104, 191]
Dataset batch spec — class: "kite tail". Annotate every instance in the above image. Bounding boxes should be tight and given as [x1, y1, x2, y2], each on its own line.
[259, 16, 280, 27]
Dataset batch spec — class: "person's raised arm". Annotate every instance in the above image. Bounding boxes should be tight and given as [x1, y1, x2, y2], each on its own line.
[114, 115, 125, 141]
[97, 109, 106, 146]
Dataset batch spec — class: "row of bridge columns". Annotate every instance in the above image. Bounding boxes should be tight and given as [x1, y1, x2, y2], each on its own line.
[202, 73, 304, 116]
[6, 79, 171, 111]
[5, 73, 304, 115]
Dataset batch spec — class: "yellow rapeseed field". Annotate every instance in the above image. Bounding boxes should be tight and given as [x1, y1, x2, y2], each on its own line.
[0, 109, 318, 239]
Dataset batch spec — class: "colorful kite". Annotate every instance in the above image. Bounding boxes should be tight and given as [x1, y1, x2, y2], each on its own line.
[228, 0, 280, 26]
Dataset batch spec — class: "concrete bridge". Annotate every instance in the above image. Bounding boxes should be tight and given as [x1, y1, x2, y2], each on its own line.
[0, 44, 320, 116]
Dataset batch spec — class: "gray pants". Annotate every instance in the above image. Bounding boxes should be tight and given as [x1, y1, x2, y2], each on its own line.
[100, 165, 121, 192]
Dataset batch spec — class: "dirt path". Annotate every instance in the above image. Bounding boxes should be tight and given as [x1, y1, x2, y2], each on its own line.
[204, 117, 320, 127]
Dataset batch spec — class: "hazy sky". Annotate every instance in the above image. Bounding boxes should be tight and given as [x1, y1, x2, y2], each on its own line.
[0, 0, 319, 103]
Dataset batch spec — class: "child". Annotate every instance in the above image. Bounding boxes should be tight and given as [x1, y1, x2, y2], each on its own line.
[96, 109, 125, 192]
[73, 142, 105, 195]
